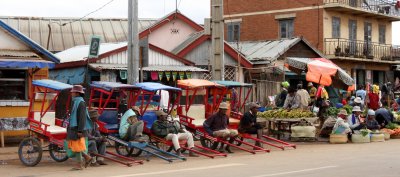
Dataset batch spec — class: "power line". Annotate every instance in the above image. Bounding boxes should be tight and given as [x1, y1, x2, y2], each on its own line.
[53, 0, 116, 26]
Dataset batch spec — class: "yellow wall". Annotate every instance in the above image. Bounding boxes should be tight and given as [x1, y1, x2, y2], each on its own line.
[0, 68, 49, 137]
[323, 10, 393, 44]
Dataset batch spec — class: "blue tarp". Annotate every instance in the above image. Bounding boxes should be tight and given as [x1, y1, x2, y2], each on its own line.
[135, 82, 181, 92]
[0, 60, 55, 69]
[32, 79, 73, 91]
[91, 81, 140, 91]
[213, 80, 252, 88]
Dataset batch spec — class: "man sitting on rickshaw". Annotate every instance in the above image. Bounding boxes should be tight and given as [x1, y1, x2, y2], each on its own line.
[238, 102, 263, 148]
[204, 102, 238, 153]
[88, 110, 107, 166]
[119, 106, 146, 142]
[151, 110, 198, 157]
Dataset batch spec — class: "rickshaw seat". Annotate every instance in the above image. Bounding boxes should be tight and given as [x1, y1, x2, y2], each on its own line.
[99, 110, 119, 130]
[181, 104, 205, 126]
[33, 112, 66, 134]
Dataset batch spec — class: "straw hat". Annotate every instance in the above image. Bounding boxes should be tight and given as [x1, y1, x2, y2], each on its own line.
[131, 106, 141, 116]
[219, 102, 229, 110]
[249, 102, 261, 109]
[352, 106, 361, 112]
[338, 109, 348, 116]
[155, 110, 167, 117]
[354, 97, 362, 104]
[71, 85, 84, 94]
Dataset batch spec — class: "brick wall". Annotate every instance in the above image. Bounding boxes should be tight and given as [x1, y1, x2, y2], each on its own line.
[224, 0, 324, 51]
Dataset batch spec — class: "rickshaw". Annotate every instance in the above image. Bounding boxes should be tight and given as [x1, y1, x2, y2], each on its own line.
[89, 81, 185, 163]
[135, 82, 226, 158]
[213, 81, 296, 150]
[18, 80, 71, 166]
[177, 79, 269, 154]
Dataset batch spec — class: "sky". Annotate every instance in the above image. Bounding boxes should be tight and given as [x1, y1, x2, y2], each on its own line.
[0, 0, 398, 45]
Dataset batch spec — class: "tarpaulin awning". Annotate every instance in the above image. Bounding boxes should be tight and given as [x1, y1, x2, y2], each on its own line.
[213, 80, 253, 88]
[0, 59, 55, 69]
[135, 82, 181, 92]
[177, 79, 223, 89]
[32, 79, 73, 91]
[91, 81, 141, 91]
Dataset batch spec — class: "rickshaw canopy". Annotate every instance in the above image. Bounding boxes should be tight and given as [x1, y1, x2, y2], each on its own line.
[135, 82, 181, 92]
[91, 81, 141, 91]
[177, 79, 222, 89]
[32, 79, 73, 91]
[212, 81, 252, 88]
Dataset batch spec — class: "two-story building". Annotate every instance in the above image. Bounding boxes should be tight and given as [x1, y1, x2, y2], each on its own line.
[224, 0, 400, 87]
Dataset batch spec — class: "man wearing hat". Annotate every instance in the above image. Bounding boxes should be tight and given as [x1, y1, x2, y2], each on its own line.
[87, 110, 107, 166]
[239, 102, 263, 147]
[68, 85, 93, 170]
[353, 97, 364, 110]
[332, 109, 351, 135]
[364, 109, 380, 130]
[119, 106, 145, 142]
[151, 110, 198, 157]
[308, 82, 317, 104]
[347, 106, 363, 130]
[203, 102, 238, 153]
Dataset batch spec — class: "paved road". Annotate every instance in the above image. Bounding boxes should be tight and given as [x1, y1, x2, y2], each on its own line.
[1, 140, 400, 177]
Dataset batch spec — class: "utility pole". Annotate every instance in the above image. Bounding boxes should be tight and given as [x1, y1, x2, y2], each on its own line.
[211, 0, 224, 80]
[128, 0, 139, 84]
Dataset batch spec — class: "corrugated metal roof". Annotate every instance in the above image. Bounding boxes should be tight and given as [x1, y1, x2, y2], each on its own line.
[0, 16, 157, 52]
[89, 63, 208, 72]
[142, 65, 208, 72]
[230, 38, 301, 64]
[171, 31, 204, 54]
[0, 50, 39, 58]
[55, 42, 127, 63]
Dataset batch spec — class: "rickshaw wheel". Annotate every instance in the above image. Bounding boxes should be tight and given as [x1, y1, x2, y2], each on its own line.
[49, 143, 68, 162]
[115, 142, 134, 157]
[200, 137, 219, 150]
[18, 137, 43, 167]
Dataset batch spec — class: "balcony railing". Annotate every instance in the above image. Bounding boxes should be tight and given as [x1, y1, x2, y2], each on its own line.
[324, 38, 400, 61]
[324, 0, 400, 18]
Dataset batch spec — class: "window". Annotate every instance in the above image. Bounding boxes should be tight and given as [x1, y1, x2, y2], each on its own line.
[227, 22, 240, 42]
[379, 25, 386, 44]
[0, 69, 27, 100]
[332, 17, 341, 38]
[279, 19, 294, 39]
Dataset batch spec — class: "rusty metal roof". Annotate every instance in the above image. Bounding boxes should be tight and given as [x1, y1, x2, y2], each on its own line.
[0, 16, 157, 52]
[0, 50, 39, 58]
[89, 63, 208, 72]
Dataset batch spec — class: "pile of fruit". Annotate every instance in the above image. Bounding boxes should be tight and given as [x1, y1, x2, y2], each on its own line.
[382, 122, 400, 135]
[257, 109, 315, 119]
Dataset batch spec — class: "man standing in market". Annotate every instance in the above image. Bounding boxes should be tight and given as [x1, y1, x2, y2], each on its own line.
[87, 110, 107, 166]
[308, 82, 317, 105]
[276, 81, 290, 107]
[283, 87, 301, 110]
[296, 83, 310, 109]
[204, 102, 238, 153]
[238, 102, 263, 147]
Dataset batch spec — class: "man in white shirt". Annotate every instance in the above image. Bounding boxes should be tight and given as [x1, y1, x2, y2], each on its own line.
[347, 106, 363, 130]
[296, 84, 310, 109]
[332, 109, 351, 135]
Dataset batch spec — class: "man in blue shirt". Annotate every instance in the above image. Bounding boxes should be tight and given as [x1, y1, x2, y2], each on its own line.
[356, 85, 366, 103]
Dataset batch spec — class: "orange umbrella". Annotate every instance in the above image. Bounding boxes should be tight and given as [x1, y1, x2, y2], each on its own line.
[286, 57, 354, 89]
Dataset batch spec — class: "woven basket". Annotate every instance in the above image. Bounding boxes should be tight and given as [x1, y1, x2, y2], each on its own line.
[370, 133, 385, 142]
[329, 134, 348, 144]
[351, 134, 370, 143]
[383, 132, 391, 140]
[390, 134, 400, 139]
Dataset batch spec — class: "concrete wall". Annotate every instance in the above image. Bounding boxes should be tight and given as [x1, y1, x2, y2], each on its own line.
[148, 18, 198, 52]
[323, 10, 393, 44]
